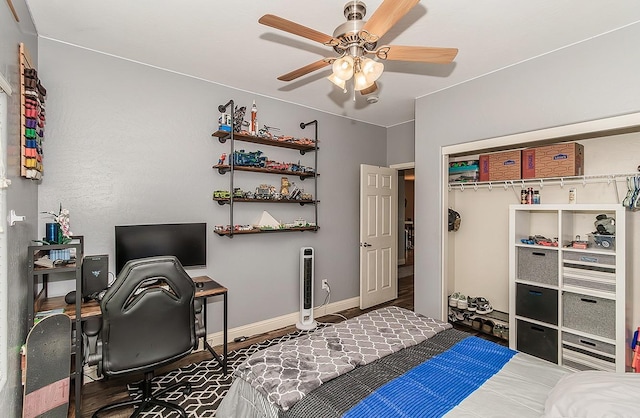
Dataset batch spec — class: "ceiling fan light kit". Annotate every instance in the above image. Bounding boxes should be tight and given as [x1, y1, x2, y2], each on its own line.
[259, 0, 458, 99]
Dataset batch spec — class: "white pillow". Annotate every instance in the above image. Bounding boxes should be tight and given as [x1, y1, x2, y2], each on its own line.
[544, 370, 640, 418]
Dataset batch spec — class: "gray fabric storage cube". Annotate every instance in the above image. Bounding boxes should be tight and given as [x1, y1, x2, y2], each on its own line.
[517, 247, 558, 285]
[562, 331, 615, 356]
[562, 251, 615, 266]
[562, 292, 615, 339]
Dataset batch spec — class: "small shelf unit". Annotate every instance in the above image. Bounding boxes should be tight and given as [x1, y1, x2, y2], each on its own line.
[508, 204, 632, 372]
[27, 236, 85, 416]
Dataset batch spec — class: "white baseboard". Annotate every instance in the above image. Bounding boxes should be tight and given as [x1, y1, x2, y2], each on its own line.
[206, 296, 359, 347]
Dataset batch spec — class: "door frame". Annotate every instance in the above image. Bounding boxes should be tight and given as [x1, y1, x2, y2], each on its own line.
[390, 162, 415, 266]
[0, 73, 11, 391]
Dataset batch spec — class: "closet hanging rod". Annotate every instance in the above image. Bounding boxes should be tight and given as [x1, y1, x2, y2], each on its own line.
[448, 172, 639, 192]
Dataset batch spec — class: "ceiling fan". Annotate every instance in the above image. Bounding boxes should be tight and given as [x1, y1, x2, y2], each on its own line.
[258, 0, 458, 95]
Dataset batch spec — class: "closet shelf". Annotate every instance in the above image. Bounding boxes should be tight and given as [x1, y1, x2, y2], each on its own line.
[448, 172, 639, 191]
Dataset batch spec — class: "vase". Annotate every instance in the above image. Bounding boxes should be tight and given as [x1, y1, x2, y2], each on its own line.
[45, 222, 60, 244]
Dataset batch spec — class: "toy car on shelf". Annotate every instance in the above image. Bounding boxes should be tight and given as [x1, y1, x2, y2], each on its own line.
[589, 233, 615, 249]
[233, 149, 266, 167]
[520, 235, 558, 246]
[213, 190, 230, 199]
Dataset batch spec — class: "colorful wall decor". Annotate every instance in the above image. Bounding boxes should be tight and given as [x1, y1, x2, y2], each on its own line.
[19, 43, 47, 180]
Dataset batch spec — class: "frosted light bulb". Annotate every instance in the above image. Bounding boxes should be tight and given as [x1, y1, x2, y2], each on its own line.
[327, 73, 346, 90]
[353, 71, 373, 91]
[361, 58, 384, 84]
[332, 56, 354, 80]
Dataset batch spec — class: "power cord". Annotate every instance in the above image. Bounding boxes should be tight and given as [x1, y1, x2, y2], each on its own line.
[315, 281, 348, 322]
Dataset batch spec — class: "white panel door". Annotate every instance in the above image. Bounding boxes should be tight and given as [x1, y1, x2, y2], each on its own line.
[360, 164, 398, 309]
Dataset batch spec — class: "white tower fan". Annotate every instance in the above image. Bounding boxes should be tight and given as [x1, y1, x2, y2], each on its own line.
[296, 247, 317, 330]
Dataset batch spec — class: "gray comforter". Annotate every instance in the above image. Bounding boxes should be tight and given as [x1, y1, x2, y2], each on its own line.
[233, 306, 452, 411]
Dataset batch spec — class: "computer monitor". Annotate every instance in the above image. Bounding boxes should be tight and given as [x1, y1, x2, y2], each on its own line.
[115, 223, 207, 274]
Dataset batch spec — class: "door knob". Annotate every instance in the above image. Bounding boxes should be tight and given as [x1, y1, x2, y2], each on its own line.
[360, 242, 372, 247]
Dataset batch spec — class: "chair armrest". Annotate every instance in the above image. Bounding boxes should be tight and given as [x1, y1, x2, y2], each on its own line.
[194, 300, 206, 341]
[82, 317, 103, 366]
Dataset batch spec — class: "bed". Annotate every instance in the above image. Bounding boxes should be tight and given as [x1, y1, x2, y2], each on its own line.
[216, 306, 639, 418]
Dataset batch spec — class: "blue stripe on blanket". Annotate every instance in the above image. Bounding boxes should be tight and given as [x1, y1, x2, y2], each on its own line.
[343, 336, 516, 418]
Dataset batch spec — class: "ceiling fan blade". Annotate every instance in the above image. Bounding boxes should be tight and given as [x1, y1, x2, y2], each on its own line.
[259, 14, 338, 46]
[362, 0, 420, 40]
[360, 82, 378, 95]
[277, 59, 331, 81]
[377, 45, 458, 64]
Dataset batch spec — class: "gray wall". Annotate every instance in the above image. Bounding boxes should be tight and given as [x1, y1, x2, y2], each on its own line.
[0, 4, 38, 416]
[387, 121, 415, 262]
[414, 23, 640, 319]
[386, 121, 415, 166]
[37, 39, 387, 332]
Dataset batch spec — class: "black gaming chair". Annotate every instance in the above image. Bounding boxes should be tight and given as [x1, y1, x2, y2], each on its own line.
[88, 256, 202, 418]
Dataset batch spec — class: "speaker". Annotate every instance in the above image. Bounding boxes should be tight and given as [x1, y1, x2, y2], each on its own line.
[82, 255, 109, 298]
[296, 247, 317, 331]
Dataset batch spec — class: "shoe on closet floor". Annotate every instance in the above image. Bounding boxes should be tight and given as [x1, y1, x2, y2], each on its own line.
[467, 297, 478, 312]
[476, 297, 493, 314]
[456, 294, 468, 310]
[448, 293, 460, 308]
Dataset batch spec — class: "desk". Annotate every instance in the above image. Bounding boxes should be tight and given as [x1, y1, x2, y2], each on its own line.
[192, 276, 228, 375]
[47, 276, 229, 374]
[41, 275, 228, 416]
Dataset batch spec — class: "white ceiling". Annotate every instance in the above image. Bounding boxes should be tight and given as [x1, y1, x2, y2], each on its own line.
[23, 0, 640, 127]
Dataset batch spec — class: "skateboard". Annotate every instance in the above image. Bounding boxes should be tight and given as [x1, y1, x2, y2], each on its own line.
[22, 313, 72, 418]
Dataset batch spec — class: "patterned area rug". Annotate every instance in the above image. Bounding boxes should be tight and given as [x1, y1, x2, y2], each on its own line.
[128, 325, 325, 417]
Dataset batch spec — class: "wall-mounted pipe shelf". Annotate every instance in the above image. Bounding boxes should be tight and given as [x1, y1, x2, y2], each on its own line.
[212, 99, 319, 238]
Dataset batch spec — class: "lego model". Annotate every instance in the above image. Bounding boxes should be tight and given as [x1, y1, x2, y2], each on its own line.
[280, 177, 290, 196]
[520, 235, 558, 246]
[255, 184, 276, 199]
[590, 214, 616, 249]
[233, 149, 267, 167]
[213, 190, 230, 199]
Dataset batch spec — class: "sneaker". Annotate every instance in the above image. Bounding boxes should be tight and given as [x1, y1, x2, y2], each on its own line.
[448, 292, 460, 307]
[467, 297, 477, 312]
[456, 293, 468, 310]
[447, 307, 465, 322]
[476, 297, 493, 315]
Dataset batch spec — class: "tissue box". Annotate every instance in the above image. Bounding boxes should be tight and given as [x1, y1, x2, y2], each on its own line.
[479, 150, 521, 181]
[522, 143, 584, 179]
